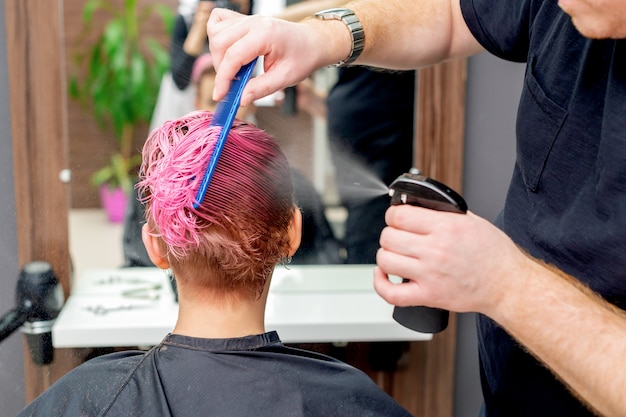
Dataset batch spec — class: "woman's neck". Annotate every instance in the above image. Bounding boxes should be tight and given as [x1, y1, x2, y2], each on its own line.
[172, 282, 268, 339]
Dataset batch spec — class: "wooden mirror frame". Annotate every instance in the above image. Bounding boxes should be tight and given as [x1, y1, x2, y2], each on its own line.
[4, 0, 92, 402]
[397, 59, 467, 417]
[5, 1, 466, 415]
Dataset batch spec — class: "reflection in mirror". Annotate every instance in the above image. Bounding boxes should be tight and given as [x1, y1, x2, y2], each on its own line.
[65, 1, 413, 280]
[7, 0, 468, 414]
[65, 0, 179, 279]
[65, 0, 418, 281]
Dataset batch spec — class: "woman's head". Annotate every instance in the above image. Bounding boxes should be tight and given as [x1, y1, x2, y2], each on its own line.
[138, 111, 299, 300]
[192, 54, 219, 112]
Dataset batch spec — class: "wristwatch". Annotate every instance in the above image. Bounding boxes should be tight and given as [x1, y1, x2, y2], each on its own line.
[314, 8, 364, 67]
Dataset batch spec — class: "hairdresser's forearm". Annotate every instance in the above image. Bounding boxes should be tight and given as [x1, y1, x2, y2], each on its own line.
[342, 0, 483, 69]
[490, 259, 626, 417]
[209, 0, 482, 103]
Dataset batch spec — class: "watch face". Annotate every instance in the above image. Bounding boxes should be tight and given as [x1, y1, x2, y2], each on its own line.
[315, 8, 352, 20]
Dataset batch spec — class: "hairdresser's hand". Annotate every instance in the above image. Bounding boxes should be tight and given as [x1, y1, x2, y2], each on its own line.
[374, 205, 531, 316]
[208, 9, 351, 106]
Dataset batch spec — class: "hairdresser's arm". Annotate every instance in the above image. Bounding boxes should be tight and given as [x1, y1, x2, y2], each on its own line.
[208, 0, 483, 105]
[374, 205, 626, 417]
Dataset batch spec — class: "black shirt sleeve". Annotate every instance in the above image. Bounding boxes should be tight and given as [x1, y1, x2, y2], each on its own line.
[169, 14, 200, 90]
[460, 0, 533, 62]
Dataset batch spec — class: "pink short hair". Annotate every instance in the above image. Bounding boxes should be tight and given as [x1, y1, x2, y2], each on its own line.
[138, 110, 294, 298]
[191, 53, 214, 85]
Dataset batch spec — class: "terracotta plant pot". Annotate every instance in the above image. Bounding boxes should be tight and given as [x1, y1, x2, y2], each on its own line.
[99, 185, 128, 223]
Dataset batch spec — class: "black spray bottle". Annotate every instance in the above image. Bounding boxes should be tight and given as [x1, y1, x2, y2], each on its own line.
[388, 168, 468, 333]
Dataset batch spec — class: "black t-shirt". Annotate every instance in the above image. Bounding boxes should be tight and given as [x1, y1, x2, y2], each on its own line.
[18, 332, 411, 417]
[461, 0, 626, 416]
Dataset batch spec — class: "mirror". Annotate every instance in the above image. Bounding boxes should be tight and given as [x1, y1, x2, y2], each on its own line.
[64, 0, 411, 278]
[6, 0, 466, 412]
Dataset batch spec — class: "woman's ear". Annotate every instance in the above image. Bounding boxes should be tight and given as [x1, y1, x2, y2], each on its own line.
[142, 223, 171, 269]
[287, 207, 303, 257]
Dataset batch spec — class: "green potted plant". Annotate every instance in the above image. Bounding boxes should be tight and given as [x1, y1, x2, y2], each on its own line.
[70, 0, 173, 222]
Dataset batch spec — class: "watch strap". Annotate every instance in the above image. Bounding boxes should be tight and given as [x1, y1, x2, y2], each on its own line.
[314, 8, 364, 67]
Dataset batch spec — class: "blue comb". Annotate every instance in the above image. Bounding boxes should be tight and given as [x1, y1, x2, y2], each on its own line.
[193, 58, 258, 209]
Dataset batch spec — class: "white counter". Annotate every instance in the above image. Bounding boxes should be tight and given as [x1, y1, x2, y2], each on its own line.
[52, 265, 431, 348]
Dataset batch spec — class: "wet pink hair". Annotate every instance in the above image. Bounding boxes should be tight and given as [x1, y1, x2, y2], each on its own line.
[191, 53, 214, 85]
[138, 110, 294, 298]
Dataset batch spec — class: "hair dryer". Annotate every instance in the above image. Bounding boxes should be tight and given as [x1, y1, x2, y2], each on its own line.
[0, 261, 64, 365]
[388, 168, 468, 333]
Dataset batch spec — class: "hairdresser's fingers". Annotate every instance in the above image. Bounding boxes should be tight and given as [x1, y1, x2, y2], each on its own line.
[208, 10, 257, 99]
[242, 66, 311, 108]
[376, 241, 429, 285]
[207, 7, 242, 39]
[378, 225, 432, 261]
[376, 245, 466, 311]
[380, 206, 463, 262]
[380, 210, 532, 314]
[374, 266, 413, 307]
[385, 205, 453, 235]
[209, 12, 305, 104]
[209, 12, 339, 105]
[373, 262, 433, 308]
[377, 209, 479, 311]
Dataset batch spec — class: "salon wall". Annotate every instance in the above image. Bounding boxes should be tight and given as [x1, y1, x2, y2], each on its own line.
[0, 0, 26, 414]
[453, 53, 525, 417]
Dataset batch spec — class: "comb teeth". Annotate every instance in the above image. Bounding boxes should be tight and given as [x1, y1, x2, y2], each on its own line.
[193, 58, 258, 209]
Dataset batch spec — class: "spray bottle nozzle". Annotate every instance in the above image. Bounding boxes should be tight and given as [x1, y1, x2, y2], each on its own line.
[388, 171, 467, 213]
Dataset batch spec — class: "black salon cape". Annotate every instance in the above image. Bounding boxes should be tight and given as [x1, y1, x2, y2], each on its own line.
[17, 332, 412, 417]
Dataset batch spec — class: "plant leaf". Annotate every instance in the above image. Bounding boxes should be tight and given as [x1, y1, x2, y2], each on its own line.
[82, 0, 103, 24]
[70, 0, 174, 189]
